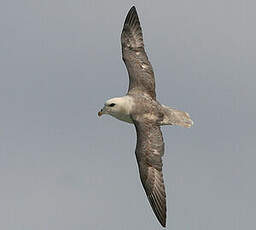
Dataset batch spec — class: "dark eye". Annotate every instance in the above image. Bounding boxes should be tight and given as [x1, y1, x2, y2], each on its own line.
[109, 103, 115, 107]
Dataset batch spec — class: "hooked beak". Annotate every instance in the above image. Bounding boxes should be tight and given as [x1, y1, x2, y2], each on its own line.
[98, 110, 103, 117]
[98, 108, 105, 117]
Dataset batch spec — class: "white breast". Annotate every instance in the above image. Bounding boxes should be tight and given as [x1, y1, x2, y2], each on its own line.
[113, 113, 133, 123]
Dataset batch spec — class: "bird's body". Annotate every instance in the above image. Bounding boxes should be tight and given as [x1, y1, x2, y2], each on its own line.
[103, 94, 193, 127]
[98, 6, 193, 227]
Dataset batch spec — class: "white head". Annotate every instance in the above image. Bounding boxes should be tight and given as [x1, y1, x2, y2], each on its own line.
[98, 96, 134, 123]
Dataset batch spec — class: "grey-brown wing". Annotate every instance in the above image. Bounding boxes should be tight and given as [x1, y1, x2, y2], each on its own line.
[121, 6, 156, 100]
[133, 118, 166, 227]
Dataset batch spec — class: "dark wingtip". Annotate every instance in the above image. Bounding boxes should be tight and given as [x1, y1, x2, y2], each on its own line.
[161, 220, 166, 228]
[124, 6, 139, 26]
[148, 191, 167, 227]
[130, 5, 136, 12]
[121, 5, 143, 49]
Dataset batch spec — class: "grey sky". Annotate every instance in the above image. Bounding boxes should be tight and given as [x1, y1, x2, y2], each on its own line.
[0, 0, 255, 229]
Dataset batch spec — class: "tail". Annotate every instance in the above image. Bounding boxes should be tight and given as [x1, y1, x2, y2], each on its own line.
[160, 105, 193, 128]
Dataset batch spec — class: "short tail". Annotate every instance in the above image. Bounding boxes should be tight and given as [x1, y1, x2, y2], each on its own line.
[160, 105, 194, 128]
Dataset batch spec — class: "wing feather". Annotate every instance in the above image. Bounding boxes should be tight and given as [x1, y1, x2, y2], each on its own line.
[121, 6, 156, 99]
[133, 118, 167, 227]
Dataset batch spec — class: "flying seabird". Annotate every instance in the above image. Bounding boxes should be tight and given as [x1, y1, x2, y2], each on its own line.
[98, 6, 193, 227]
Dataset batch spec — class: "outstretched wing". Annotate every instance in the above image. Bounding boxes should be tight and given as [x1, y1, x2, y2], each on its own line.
[133, 117, 166, 227]
[121, 6, 156, 100]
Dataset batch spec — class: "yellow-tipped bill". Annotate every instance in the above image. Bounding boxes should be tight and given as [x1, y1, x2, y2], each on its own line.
[98, 110, 103, 116]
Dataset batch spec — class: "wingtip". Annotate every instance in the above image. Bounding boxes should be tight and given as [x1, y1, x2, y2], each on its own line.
[122, 5, 144, 49]
[161, 221, 167, 228]
[130, 5, 137, 11]
[125, 5, 139, 24]
[148, 191, 167, 227]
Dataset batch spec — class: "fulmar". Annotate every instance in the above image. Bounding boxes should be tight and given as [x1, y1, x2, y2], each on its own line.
[98, 6, 193, 227]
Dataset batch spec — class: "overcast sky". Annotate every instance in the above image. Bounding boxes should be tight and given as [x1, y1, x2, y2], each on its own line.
[1, 0, 255, 229]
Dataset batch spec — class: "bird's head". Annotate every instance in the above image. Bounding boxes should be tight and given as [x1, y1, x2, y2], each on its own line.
[98, 96, 134, 123]
[98, 97, 127, 117]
